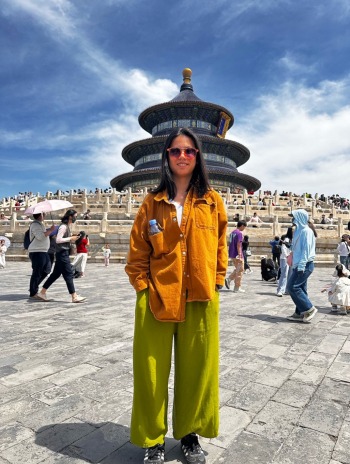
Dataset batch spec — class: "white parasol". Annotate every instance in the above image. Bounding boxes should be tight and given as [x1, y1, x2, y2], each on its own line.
[24, 200, 73, 215]
[0, 236, 11, 248]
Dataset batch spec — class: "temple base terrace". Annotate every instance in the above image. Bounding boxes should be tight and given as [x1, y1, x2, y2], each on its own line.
[1, 189, 349, 266]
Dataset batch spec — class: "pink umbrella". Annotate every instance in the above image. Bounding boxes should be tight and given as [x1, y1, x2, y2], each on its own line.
[24, 199, 74, 215]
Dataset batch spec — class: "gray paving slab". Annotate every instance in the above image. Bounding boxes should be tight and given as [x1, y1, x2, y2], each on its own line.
[1, 263, 350, 463]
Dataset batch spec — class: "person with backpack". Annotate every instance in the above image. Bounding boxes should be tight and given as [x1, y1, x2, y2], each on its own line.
[269, 236, 281, 268]
[28, 213, 56, 301]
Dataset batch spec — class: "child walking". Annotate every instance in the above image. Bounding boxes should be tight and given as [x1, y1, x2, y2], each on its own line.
[321, 264, 350, 315]
[102, 244, 111, 267]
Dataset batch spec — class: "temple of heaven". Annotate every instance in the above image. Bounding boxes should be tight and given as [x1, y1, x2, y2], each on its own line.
[110, 68, 261, 192]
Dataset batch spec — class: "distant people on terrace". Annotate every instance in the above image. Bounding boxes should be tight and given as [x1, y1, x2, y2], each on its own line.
[248, 212, 263, 228]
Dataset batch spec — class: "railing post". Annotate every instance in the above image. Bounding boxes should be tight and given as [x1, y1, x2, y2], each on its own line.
[101, 212, 108, 233]
[103, 196, 110, 213]
[11, 211, 17, 231]
[268, 199, 273, 216]
[272, 214, 279, 236]
[111, 188, 117, 203]
[311, 200, 316, 219]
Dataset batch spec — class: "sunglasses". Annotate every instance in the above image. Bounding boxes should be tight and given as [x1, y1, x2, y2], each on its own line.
[167, 147, 198, 159]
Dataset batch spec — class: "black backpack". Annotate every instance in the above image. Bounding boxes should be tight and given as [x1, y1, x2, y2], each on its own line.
[23, 220, 39, 250]
[23, 229, 31, 250]
[272, 243, 281, 254]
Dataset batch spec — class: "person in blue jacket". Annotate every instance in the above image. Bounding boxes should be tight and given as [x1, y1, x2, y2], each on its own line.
[286, 209, 318, 322]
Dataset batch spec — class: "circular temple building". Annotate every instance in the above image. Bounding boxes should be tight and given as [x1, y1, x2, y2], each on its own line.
[110, 69, 261, 192]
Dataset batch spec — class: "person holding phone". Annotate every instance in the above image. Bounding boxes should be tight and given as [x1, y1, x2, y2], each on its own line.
[37, 209, 86, 303]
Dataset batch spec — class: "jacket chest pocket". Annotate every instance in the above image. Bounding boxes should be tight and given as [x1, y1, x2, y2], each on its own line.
[194, 201, 217, 230]
[149, 232, 169, 258]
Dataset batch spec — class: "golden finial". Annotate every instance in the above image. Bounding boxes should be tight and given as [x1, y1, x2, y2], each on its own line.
[182, 68, 192, 84]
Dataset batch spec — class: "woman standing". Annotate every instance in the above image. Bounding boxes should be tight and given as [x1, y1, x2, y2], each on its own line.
[0, 239, 7, 269]
[286, 209, 317, 322]
[337, 235, 349, 270]
[38, 210, 86, 303]
[125, 128, 228, 464]
[242, 235, 252, 274]
[72, 231, 89, 277]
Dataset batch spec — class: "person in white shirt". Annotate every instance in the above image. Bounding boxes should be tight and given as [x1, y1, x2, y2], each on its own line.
[337, 235, 350, 270]
[248, 212, 263, 228]
[0, 239, 7, 269]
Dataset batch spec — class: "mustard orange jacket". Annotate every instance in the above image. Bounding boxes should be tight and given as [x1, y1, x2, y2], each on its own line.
[125, 188, 228, 322]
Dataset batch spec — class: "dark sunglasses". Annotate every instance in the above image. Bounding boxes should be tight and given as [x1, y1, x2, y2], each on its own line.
[167, 147, 198, 159]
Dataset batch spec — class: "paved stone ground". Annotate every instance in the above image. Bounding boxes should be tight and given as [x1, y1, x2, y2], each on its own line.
[1, 262, 350, 464]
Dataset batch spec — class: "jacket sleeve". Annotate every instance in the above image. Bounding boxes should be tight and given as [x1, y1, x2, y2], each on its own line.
[125, 203, 152, 292]
[216, 194, 228, 285]
[296, 232, 309, 272]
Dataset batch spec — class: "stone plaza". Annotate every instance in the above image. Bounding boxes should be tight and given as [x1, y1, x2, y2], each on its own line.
[1, 262, 350, 463]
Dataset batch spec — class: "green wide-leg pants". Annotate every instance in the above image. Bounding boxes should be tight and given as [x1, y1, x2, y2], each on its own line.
[131, 289, 220, 448]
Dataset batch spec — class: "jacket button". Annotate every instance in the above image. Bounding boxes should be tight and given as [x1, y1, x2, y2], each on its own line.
[173, 217, 177, 222]
[180, 234, 183, 237]
[182, 251, 186, 255]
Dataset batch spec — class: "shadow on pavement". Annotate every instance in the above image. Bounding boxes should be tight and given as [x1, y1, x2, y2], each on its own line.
[35, 422, 182, 463]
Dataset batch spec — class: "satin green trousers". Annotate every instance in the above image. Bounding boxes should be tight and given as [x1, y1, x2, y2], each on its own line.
[131, 289, 220, 448]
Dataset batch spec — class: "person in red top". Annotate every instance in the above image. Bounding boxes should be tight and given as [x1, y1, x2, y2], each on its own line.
[72, 231, 89, 277]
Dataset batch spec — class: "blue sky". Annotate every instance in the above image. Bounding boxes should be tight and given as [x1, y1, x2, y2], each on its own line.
[1, 0, 350, 199]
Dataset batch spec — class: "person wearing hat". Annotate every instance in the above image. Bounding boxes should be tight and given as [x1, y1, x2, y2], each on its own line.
[36, 209, 86, 303]
[286, 209, 317, 322]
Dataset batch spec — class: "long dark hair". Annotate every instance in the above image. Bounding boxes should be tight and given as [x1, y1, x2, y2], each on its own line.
[152, 128, 210, 199]
[75, 231, 86, 247]
[61, 209, 77, 224]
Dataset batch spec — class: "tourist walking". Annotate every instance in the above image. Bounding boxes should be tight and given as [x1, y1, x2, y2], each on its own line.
[125, 128, 228, 464]
[242, 235, 252, 274]
[337, 235, 350, 270]
[276, 235, 291, 296]
[0, 239, 7, 269]
[72, 231, 89, 277]
[269, 235, 281, 268]
[286, 209, 317, 322]
[28, 213, 56, 300]
[225, 220, 247, 292]
[321, 264, 350, 315]
[37, 210, 86, 303]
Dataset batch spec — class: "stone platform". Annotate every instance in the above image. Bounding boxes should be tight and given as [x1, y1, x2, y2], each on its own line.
[1, 263, 350, 463]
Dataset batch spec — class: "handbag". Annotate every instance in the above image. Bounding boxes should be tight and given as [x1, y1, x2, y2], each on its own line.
[286, 252, 293, 266]
[246, 249, 252, 256]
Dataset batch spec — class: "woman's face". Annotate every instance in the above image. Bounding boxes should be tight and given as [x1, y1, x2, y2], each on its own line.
[168, 135, 197, 180]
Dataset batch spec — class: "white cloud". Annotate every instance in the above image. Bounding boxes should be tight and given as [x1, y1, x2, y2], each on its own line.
[230, 78, 350, 197]
[278, 52, 316, 75]
[3, 0, 178, 112]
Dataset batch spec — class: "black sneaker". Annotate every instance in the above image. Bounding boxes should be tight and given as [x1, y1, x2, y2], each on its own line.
[181, 433, 206, 463]
[224, 277, 230, 289]
[144, 443, 165, 463]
